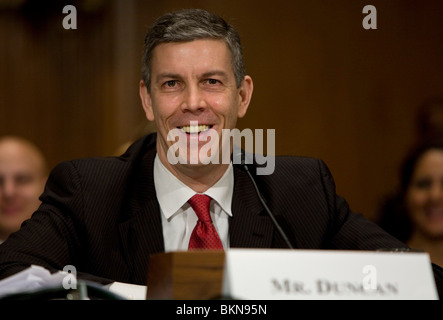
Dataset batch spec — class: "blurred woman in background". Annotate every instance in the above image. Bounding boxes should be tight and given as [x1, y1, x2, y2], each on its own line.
[377, 138, 443, 267]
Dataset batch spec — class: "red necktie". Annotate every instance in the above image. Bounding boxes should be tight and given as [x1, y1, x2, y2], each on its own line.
[188, 194, 224, 250]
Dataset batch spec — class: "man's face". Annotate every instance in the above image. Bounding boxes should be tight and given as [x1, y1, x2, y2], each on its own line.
[0, 141, 46, 240]
[140, 39, 253, 172]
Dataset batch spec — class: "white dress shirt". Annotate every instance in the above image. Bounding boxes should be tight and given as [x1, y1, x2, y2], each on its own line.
[153, 154, 233, 252]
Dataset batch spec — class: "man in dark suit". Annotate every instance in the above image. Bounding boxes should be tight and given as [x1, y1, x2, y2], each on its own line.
[0, 8, 442, 298]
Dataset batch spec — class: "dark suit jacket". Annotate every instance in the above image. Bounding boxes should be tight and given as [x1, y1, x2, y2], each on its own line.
[0, 133, 442, 297]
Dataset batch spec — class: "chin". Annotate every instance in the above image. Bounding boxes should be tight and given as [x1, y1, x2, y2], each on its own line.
[425, 229, 443, 239]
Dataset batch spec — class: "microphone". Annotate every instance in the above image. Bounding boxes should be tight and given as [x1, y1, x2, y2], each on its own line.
[234, 151, 294, 249]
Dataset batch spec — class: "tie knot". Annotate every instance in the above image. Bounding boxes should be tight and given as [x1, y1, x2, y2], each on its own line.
[188, 194, 212, 222]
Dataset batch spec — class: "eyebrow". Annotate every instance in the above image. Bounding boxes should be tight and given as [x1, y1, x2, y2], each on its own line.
[155, 70, 229, 82]
[201, 70, 229, 79]
[155, 73, 182, 83]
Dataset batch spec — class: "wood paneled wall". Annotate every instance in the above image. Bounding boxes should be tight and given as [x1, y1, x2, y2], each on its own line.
[1, 0, 442, 220]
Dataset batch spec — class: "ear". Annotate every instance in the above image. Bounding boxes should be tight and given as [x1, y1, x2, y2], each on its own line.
[237, 75, 253, 118]
[139, 80, 155, 121]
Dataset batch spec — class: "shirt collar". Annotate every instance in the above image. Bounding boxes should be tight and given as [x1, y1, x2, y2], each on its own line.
[153, 154, 233, 219]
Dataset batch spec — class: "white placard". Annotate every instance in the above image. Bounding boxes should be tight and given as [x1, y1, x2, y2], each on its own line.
[222, 249, 439, 300]
[106, 282, 147, 300]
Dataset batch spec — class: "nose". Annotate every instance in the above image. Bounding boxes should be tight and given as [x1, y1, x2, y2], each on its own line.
[181, 84, 207, 113]
[429, 182, 443, 202]
[0, 178, 17, 199]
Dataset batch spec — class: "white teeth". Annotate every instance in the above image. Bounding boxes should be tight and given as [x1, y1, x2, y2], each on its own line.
[180, 124, 210, 133]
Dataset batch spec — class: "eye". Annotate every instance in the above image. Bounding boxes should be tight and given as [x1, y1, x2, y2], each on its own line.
[15, 174, 33, 185]
[164, 80, 177, 87]
[413, 178, 432, 190]
[205, 79, 220, 85]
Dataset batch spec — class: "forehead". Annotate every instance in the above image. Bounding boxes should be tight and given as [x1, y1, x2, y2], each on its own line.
[414, 149, 443, 174]
[151, 39, 233, 74]
[0, 141, 42, 175]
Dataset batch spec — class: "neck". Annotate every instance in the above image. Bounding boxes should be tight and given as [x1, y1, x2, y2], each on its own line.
[158, 153, 229, 193]
[408, 232, 443, 268]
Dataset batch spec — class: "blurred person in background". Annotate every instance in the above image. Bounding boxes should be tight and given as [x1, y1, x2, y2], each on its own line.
[0, 136, 48, 243]
[377, 138, 443, 267]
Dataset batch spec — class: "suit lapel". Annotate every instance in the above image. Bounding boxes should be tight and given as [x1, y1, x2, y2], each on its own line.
[117, 135, 165, 283]
[230, 165, 275, 248]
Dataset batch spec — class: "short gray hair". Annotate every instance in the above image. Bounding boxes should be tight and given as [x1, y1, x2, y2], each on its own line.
[141, 9, 246, 92]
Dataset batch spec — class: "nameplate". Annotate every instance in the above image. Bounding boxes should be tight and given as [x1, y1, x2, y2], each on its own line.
[222, 249, 438, 300]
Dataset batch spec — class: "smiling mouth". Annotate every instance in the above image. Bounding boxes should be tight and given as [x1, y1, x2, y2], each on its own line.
[425, 207, 443, 220]
[178, 124, 212, 134]
[1, 207, 21, 216]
